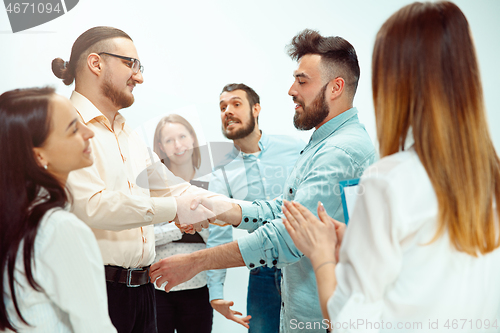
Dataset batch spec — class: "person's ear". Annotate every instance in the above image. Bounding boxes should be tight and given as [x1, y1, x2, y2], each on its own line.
[33, 147, 49, 169]
[87, 53, 102, 77]
[327, 77, 345, 101]
[252, 103, 261, 119]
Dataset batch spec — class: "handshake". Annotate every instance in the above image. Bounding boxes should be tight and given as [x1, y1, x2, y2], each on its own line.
[171, 195, 242, 233]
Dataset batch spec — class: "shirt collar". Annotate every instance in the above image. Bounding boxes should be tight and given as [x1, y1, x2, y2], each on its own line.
[309, 107, 358, 146]
[257, 131, 269, 152]
[70, 91, 126, 130]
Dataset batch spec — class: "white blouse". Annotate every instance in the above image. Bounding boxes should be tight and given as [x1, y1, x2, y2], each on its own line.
[154, 223, 209, 292]
[328, 148, 500, 332]
[4, 208, 116, 332]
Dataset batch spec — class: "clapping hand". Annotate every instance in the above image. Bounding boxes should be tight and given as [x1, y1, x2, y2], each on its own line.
[282, 200, 345, 264]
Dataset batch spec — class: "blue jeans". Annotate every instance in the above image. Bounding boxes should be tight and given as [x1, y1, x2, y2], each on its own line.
[247, 266, 282, 333]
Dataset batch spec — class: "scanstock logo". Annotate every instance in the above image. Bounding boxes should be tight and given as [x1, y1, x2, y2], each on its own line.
[3, 0, 79, 33]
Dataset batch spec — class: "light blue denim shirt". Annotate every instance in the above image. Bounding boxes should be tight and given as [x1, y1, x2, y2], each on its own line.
[206, 132, 305, 301]
[236, 108, 377, 332]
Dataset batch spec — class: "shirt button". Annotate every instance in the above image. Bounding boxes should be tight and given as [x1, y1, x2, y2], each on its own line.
[260, 259, 265, 265]
[272, 259, 278, 266]
[263, 221, 267, 224]
[253, 218, 257, 223]
[262, 177, 266, 181]
[249, 263, 255, 268]
[289, 188, 293, 194]
[244, 217, 249, 222]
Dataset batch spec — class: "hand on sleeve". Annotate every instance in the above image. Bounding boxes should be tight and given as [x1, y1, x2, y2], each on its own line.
[282, 200, 341, 266]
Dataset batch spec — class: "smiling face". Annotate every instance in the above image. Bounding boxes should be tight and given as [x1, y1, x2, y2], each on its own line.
[288, 54, 330, 130]
[34, 94, 94, 184]
[158, 122, 195, 167]
[100, 38, 144, 109]
[219, 89, 256, 140]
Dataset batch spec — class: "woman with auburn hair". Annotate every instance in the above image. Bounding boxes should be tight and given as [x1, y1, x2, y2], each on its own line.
[0, 87, 116, 332]
[282, 1, 500, 329]
[152, 114, 213, 333]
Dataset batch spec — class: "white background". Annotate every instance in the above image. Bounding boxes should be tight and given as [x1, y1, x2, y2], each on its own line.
[1, 1, 499, 332]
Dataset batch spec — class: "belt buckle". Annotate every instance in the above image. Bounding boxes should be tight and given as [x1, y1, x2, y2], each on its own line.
[126, 267, 142, 288]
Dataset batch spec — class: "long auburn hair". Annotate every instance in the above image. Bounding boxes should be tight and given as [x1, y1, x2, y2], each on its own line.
[0, 87, 68, 330]
[373, 1, 500, 255]
[153, 114, 201, 170]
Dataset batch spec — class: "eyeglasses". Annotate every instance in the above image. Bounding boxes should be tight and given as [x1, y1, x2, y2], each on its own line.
[98, 52, 144, 74]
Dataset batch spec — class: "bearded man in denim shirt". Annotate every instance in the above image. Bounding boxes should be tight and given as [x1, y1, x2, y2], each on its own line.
[151, 29, 377, 333]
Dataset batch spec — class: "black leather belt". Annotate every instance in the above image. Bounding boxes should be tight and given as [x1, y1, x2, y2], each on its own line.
[105, 265, 151, 287]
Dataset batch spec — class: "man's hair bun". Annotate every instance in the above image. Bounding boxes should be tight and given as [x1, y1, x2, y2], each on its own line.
[51, 58, 74, 86]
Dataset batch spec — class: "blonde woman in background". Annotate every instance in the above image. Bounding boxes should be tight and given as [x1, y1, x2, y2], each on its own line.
[153, 114, 213, 333]
[283, 1, 500, 331]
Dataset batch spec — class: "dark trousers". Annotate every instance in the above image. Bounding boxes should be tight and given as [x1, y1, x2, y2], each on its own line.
[247, 266, 282, 333]
[155, 286, 213, 333]
[106, 281, 157, 333]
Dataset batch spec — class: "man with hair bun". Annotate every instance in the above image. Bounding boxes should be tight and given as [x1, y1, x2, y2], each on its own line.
[52, 26, 221, 332]
[151, 29, 377, 332]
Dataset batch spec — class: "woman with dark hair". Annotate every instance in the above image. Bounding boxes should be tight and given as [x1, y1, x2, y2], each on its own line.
[152, 114, 213, 333]
[283, 1, 500, 329]
[0, 87, 116, 332]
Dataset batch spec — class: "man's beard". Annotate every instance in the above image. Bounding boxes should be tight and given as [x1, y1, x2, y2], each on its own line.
[293, 83, 329, 130]
[102, 72, 135, 109]
[222, 110, 256, 140]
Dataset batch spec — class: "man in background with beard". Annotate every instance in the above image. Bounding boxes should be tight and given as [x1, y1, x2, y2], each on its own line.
[151, 29, 377, 332]
[206, 83, 304, 331]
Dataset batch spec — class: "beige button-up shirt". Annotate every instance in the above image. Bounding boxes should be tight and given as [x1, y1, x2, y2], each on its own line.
[67, 91, 213, 268]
